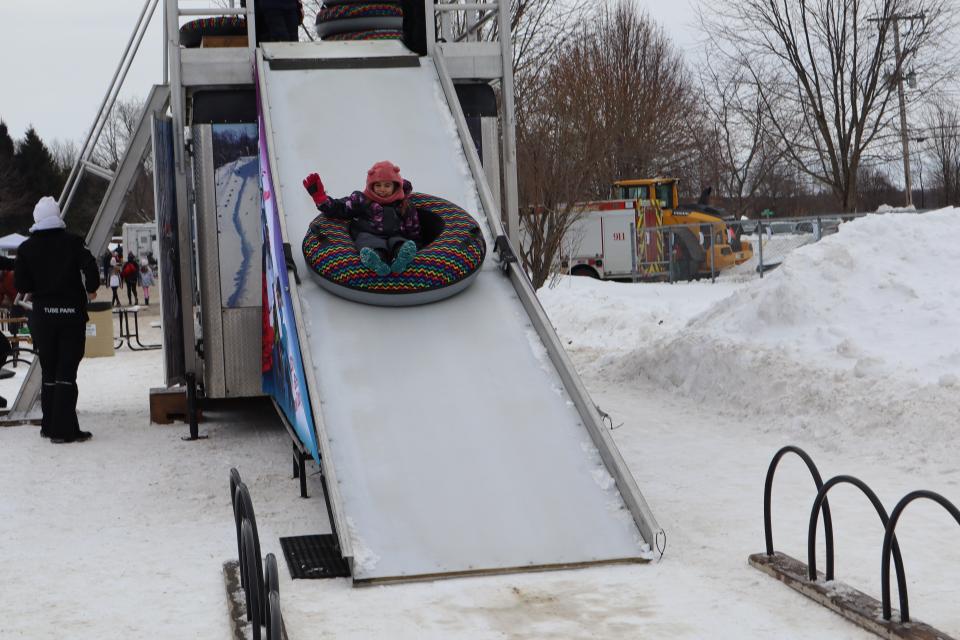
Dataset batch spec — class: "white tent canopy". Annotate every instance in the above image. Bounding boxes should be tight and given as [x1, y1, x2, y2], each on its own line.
[0, 233, 27, 251]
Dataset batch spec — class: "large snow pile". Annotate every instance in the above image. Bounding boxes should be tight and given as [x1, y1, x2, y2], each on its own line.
[540, 209, 960, 468]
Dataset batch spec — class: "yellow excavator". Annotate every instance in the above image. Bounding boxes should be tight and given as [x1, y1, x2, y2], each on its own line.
[614, 177, 753, 280]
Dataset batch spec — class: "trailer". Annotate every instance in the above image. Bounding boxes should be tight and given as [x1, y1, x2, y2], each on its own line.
[121, 222, 158, 265]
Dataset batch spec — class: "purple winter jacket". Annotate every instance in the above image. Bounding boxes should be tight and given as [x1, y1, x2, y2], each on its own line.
[317, 180, 421, 241]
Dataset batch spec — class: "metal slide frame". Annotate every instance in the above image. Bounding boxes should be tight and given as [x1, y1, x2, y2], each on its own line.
[256, 49, 660, 562]
[249, 11, 660, 579]
[60, 0, 162, 217]
[428, 0, 520, 241]
[257, 50, 662, 581]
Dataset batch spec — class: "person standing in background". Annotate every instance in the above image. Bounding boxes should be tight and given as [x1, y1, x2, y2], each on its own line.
[401, 0, 428, 55]
[139, 259, 155, 306]
[122, 252, 140, 306]
[101, 250, 113, 285]
[242, 0, 303, 42]
[15, 197, 100, 444]
[109, 266, 121, 307]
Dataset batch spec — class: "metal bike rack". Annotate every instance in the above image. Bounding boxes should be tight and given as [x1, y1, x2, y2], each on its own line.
[806, 475, 907, 616]
[750, 445, 960, 640]
[881, 490, 960, 623]
[762, 445, 835, 563]
[229, 468, 285, 640]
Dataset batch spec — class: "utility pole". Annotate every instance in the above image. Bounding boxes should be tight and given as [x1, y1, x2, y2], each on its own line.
[893, 21, 912, 207]
[914, 136, 927, 209]
[873, 13, 925, 208]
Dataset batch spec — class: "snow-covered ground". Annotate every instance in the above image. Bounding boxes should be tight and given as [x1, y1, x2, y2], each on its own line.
[2, 210, 959, 638]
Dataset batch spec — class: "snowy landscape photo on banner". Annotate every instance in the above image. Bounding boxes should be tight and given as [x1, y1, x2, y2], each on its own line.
[213, 124, 261, 309]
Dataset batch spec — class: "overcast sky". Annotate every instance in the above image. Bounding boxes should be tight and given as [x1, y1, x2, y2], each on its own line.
[0, 0, 165, 143]
[642, 0, 700, 51]
[0, 1, 699, 145]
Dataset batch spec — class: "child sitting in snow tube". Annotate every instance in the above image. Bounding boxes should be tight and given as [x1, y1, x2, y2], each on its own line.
[302, 162, 486, 307]
[303, 161, 421, 276]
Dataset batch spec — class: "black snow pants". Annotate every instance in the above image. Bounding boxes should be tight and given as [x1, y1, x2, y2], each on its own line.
[258, 9, 300, 42]
[125, 279, 138, 305]
[354, 232, 408, 261]
[31, 316, 86, 439]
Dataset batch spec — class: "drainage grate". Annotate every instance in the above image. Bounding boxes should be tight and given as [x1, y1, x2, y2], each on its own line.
[279, 534, 351, 579]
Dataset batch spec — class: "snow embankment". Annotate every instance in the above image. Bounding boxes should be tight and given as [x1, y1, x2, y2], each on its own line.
[540, 209, 960, 466]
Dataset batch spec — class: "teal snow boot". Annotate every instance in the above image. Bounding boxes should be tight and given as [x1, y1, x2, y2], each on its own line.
[360, 248, 391, 276]
[390, 240, 417, 274]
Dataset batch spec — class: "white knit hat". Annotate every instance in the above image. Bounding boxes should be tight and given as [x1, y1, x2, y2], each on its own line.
[33, 196, 60, 222]
[30, 196, 66, 232]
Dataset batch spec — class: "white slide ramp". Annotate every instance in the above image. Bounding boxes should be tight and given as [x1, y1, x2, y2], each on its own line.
[257, 42, 658, 583]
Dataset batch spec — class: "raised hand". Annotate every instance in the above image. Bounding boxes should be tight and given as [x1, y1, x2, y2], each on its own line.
[303, 173, 328, 206]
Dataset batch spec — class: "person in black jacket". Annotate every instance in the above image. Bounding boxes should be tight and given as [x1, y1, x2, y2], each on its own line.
[241, 0, 302, 42]
[122, 252, 140, 305]
[401, 0, 428, 55]
[15, 197, 100, 444]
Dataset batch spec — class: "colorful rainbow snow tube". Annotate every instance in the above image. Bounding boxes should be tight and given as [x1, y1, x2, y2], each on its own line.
[179, 16, 247, 48]
[302, 193, 486, 306]
[315, 3, 403, 38]
[324, 28, 403, 41]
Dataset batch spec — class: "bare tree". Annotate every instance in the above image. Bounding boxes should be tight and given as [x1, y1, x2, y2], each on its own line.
[583, 4, 702, 193]
[91, 97, 155, 223]
[922, 97, 960, 206]
[517, 3, 701, 288]
[49, 138, 79, 172]
[858, 165, 901, 209]
[705, 0, 953, 212]
[93, 98, 144, 171]
[700, 60, 786, 217]
[517, 32, 610, 289]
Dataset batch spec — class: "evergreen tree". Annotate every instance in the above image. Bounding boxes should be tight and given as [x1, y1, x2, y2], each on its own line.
[0, 122, 14, 159]
[0, 122, 30, 233]
[1, 127, 67, 234]
[14, 127, 64, 200]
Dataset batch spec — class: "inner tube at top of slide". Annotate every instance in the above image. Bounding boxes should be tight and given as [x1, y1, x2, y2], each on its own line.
[314, 2, 403, 37]
[179, 16, 247, 47]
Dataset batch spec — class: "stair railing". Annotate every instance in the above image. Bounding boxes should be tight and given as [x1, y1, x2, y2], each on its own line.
[60, 0, 162, 217]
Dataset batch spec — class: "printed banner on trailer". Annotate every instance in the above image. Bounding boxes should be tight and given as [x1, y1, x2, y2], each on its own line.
[258, 107, 320, 464]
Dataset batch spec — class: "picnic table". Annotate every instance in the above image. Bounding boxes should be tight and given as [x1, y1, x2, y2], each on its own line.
[113, 306, 161, 351]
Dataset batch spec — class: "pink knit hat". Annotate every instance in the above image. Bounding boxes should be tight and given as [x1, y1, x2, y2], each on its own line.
[364, 161, 405, 205]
